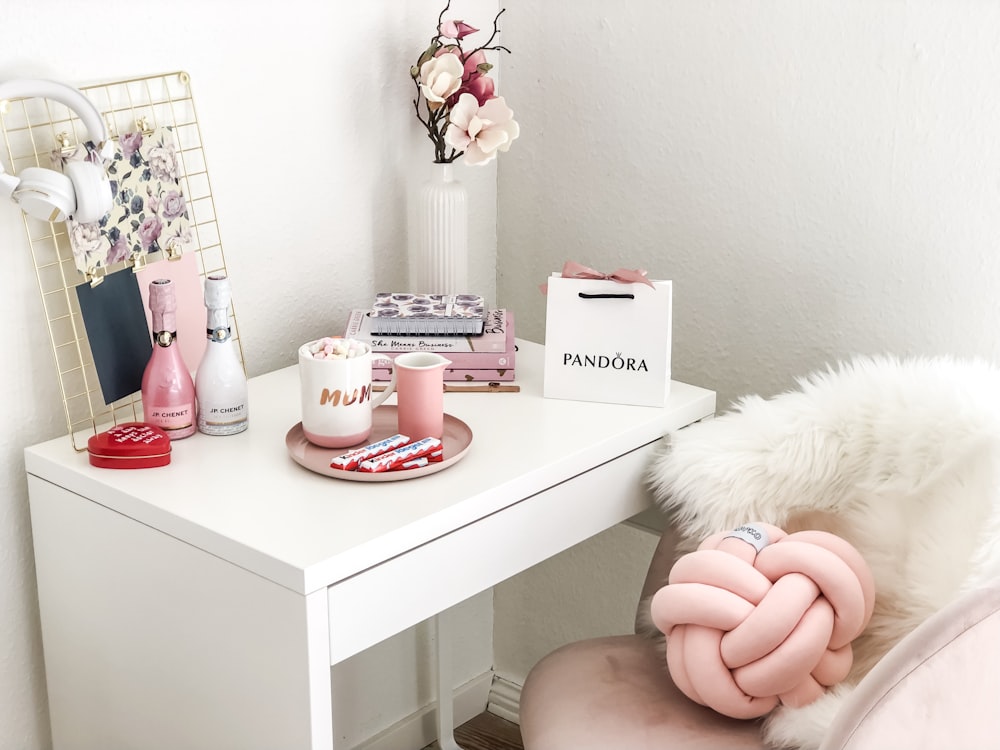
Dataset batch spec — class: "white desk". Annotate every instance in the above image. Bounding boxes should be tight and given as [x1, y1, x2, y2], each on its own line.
[25, 339, 715, 750]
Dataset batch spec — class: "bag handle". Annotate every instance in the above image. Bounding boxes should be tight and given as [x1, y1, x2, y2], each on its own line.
[578, 292, 635, 300]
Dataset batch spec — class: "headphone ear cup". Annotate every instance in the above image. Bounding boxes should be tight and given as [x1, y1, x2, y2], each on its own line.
[12, 166, 76, 223]
[65, 160, 112, 224]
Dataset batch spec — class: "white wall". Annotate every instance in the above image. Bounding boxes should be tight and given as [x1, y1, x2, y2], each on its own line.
[494, 0, 1000, 685]
[0, 2, 499, 748]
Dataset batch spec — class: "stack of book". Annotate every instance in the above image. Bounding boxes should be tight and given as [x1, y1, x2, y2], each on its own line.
[344, 304, 516, 382]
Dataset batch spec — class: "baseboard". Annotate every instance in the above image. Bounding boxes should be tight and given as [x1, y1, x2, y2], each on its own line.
[486, 675, 522, 725]
[356, 670, 494, 750]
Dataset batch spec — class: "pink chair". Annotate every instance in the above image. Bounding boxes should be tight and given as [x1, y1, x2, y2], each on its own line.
[520, 356, 1000, 749]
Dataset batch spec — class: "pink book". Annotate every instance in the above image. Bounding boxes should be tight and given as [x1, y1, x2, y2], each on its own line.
[372, 365, 516, 383]
[345, 308, 516, 371]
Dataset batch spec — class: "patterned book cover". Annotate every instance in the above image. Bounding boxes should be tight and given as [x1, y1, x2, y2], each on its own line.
[369, 293, 486, 335]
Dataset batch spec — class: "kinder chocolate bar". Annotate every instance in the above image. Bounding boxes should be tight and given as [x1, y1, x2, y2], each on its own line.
[358, 437, 444, 473]
[390, 449, 445, 472]
[330, 433, 410, 471]
[395, 457, 430, 471]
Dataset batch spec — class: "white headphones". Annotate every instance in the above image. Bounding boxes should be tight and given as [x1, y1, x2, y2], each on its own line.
[0, 79, 114, 224]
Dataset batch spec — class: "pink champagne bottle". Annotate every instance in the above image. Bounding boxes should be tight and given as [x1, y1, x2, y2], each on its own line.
[141, 278, 196, 440]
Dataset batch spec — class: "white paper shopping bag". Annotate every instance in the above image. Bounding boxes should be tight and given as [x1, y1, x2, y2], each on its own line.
[543, 267, 672, 407]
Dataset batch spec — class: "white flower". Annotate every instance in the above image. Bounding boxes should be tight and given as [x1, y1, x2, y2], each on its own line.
[444, 93, 520, 166]
[419, 53, 464, 104]
[70, 221, 104, 266]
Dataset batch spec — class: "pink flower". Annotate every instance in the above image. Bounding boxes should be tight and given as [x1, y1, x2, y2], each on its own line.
[460, 74, 495, 106]
[137, 215, 163, 250]
[462, 49, 489, 78]
[106, 235, 129, 265]
[444, 93, 520, 166]
[119, 131, 143, 162]
[447, 50, 496, 107]
[161, 190, 187, 221]
[439, 19, 478, 39]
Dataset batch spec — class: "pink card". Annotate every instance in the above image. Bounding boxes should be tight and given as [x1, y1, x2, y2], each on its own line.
[137, 252, 206, 374]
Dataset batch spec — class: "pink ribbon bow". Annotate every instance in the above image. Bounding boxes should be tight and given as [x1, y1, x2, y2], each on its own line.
[540, 261, 656, 294]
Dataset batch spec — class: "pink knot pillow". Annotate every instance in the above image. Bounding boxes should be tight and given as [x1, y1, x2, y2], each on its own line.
[650, 523, 875, 720]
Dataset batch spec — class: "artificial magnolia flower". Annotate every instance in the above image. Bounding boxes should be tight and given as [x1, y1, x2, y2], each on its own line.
[412, 3, 515, 164]
[449, 49, 495, 107]
[444, 93, 520, 166]
[439, 19, 478, 39]
[419, 53, 464, 105]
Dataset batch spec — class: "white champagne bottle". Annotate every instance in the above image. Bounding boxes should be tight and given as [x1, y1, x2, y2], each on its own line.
[195, 274, 249, 435]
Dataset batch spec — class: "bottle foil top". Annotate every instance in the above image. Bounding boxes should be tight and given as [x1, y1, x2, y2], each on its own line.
[148, 278, 177, 313]
[148, 278, 178, 335]
[204, 273, 232, 310]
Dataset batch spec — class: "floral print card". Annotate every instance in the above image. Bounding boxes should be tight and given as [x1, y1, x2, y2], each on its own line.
[57, 126, 192, 277]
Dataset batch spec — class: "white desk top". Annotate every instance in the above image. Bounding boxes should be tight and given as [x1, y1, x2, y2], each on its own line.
[25, 340, 715, 595]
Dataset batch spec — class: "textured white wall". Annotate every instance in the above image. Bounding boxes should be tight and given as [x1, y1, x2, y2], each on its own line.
[0, 1, 498, 748]
[494, 0, 1000, 684]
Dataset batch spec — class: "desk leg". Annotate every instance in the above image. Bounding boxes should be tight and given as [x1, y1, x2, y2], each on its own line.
[433, 611, 468, 750]
[306, 590, 335, 750]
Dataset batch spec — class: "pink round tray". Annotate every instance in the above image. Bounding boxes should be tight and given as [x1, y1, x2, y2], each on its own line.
[285, 405, 473, 482]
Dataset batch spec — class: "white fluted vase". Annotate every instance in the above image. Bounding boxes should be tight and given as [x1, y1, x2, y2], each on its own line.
[409, 163, 468, 295]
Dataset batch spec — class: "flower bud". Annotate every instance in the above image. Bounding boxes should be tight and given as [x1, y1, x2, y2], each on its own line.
[439, 20, 479, 40]
[417, 43, 439, 68]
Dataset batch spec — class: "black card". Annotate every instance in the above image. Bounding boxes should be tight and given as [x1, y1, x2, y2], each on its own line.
[76, 271, 153, 405]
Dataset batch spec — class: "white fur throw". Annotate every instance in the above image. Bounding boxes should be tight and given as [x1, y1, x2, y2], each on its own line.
[646, 355, 1000, 750]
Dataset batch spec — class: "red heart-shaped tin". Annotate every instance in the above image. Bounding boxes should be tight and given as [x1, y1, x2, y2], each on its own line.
[87, 422, 172, 469]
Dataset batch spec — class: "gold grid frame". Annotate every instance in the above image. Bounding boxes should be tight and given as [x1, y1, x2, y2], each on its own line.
[1, 71, 243, 450]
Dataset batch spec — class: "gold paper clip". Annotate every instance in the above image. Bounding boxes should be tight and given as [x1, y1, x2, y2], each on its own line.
[85, 264, 107, 288]
[127, 250, 147, 272]
[165, 240, 183, 261]
[135, 116, 153, 135]
[56, 131, 77, 155]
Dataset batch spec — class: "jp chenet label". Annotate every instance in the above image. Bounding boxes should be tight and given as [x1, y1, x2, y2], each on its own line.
[197, 402, 248, 435]
[205, 404, 246, 415]
[319, 386, 374, 407]
[146, 404, 194, 433]
[560, 351, 649, 372]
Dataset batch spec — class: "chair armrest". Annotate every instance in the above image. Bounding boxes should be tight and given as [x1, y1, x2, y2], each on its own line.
[820, 584, 1000, 750]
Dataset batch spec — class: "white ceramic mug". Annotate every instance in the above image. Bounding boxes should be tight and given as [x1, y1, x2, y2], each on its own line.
[298, 340, 396, 448]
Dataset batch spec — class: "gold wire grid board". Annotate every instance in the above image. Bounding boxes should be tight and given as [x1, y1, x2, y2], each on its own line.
[0, 71, 244, 450]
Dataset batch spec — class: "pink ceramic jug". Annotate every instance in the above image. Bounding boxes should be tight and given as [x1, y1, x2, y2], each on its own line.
[393, 352, 451, 440]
